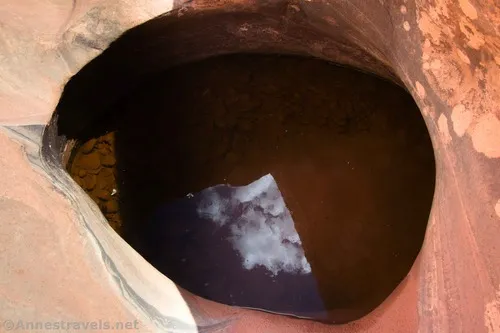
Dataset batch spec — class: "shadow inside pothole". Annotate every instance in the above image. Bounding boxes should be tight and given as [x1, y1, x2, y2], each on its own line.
[63, 54, 435, 324]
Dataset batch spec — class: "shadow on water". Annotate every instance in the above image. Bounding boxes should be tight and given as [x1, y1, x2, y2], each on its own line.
[60, 54, 436, 324]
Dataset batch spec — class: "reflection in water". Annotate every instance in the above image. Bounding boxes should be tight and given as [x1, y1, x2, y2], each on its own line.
[198, 174, 311, 275]
[147, 174, 326, 318]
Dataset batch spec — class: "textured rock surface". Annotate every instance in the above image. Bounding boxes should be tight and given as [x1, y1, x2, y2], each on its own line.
[1, 0, 499, 332]
[70, 132, 123, 232]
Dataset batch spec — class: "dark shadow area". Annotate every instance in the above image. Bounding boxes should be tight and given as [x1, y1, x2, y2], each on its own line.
[62, 54, 435, 324]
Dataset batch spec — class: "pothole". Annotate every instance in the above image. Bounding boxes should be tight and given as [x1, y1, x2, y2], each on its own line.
[64, 54, 435, 324]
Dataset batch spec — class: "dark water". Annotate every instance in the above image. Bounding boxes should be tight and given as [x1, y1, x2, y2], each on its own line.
[67, 54, 435, 323]
[147, 174, 327, 319]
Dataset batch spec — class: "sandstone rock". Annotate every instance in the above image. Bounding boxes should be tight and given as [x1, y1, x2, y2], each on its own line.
[102, 132, 114, 145]
[100, 167, 114, 178]
[99, 147, 111, 156]
[83, 174, 97, 191]
[75, 177, 84, 188]
[101, 154, 116, 167]
[96, 189, 111, 201]
[91, 196, 100, 207]
[108, 218, 123, 234]
[87, 167, 101, 175]
[79, 152, 101, 170]
[96, 142, 105, 152]
[105, 200, 119, 214]
[80, 139, 97, 154]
